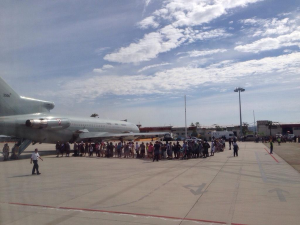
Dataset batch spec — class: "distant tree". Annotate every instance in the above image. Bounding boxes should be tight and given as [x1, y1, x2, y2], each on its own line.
[195, 122, 200, 127]
[213, 124, 224, 131]
[190, 122, 195, 126]
[242, 122, 249, 135]
[90, 113, 99, 118]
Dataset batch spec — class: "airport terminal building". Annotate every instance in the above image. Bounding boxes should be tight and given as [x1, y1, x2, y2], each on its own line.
[257, 120, 300, 136]
[139, 120, 300, 141]
[139, 125, 217, 140]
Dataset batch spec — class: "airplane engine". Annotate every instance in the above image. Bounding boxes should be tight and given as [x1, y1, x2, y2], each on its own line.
[25, 119, 70, 129]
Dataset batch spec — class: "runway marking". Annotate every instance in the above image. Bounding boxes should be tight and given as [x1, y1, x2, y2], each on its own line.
[255, 152, 268, 183]
[7, 202, 248, 225]
[268, 188, 289, 202]
[264, 148, 279, 163]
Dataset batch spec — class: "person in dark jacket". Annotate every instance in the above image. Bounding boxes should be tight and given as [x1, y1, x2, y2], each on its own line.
[269, 139, 273, 154]
[153, 141, 160, 162]
[233, 141, 239, 157]
[202, 140, 210, 158]
[65, 142, 70, 157]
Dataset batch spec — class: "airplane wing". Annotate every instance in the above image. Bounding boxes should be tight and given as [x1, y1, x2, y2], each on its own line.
[78, 132, 170, 142]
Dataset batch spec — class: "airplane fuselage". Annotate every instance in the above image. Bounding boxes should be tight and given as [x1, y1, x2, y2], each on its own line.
[0, 113, 139, 143]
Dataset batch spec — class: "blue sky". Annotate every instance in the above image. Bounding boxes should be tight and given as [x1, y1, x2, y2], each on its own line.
[1, 0, 299, 127]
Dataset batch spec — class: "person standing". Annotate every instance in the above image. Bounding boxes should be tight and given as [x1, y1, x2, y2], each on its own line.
[55, 141, 61, 157]
[31, 148, 43, 175]
[140, 142, 145, 158]
[11, 143, 19, 160]
[84, 142, 89, 156]
[202, 140, 210, 158]
[277, 137, 281, 146]
[73, 142, 78, 156]
[153, 141, 160, 162]
[135, 142, 140, 158]
[233, 141, 239, 157]
[124, 143, 129, 158]
[95, 142, 100, 157]
[3, 143, 9, 161]
[211, 140, 215, 156]
[148, 142, 153, 159]
[117, 142, 122, 158]
[167, 142, 172, 159]
[89, 143, 93, 156]
[60, 143, 65, 157]
[181, 142, 187, 160]
[80, 142, 85, 157]
[65, 142, 70, 157]
[145, 143, 149, 157]
[229, 138, 232, 150]
[109, 142, 114, 157]
[114, 143, 118, 157]
[270, 139, 273, 154]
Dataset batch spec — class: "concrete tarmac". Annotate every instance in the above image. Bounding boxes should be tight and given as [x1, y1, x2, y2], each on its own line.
[1, 142, 300, 225]
[263, 142, 300, 173]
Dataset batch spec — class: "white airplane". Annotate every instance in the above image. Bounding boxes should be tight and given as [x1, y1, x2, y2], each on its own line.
[0, 77, 169, 155]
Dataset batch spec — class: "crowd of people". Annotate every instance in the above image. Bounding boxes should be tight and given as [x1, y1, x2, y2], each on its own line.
[255, 135, 300, 144]
[54, 137, 241, 161]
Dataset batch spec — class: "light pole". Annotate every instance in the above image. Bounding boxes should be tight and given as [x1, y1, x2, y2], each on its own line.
[184, 95, 187, 138]
[234, 87, 245, 138]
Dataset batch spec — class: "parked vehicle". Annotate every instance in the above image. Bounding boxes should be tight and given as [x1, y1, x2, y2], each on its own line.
[211, 131, 234, 140]
[244, 134, 255, 141]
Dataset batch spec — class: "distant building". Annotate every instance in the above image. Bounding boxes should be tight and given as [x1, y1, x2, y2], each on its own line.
[139, 126, 172, 133]
[171, 126, 197, 139]
[257, 120, 300, 136]
[226, 126, 241, 136]
[138, 125, 217, 140]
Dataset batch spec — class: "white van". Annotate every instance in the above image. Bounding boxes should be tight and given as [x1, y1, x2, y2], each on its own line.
[211, 131, 235, 140]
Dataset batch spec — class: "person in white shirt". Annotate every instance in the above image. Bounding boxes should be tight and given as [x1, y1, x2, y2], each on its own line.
[31, 148, 43, 175]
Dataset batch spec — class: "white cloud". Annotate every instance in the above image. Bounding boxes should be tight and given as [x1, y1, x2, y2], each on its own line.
[93, 68, 103, 73]
[158, 0, 262, 28]
[240, 17, 299, 37]
[104, 27, 229, 63]
[104, 31, 167, 63]
[93, 64, 114, 73]
[102, 64, 114, 69]
[105, 0, 260, 63]
[235, 31, 300, 53]
[95, 47, 110, 55]
[283, 49, 294, 53]
[138, 63, 171, 73]
[138, 16, 159, 29]
[57, 52, 300, 102]
[178, 49, 227, 58]
[142, 0, 152, 15]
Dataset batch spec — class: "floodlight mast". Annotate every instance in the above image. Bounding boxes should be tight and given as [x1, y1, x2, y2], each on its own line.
[234, 87, 245, 138]
[185, 95, 187, 138]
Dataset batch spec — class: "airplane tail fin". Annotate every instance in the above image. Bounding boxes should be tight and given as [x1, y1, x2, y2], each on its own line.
[0, 77, 55, 116]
